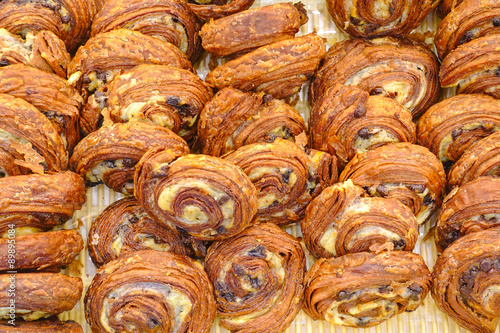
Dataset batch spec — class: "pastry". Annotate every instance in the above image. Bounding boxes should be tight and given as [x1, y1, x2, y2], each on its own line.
[205, 223, 305, 333]
[0, 229, 83, 271]
[302, 180, 419, 258]
[187, 0, 255, 21]
[0, 319, 83, 333]
[134, 149, 258, 241]
[92, 0, 202, 62]
[0, 273, 82, 320]
[417, 94, 500, 170]
[88, 197, 193, 267]
[326, 0, 439, 38]
[309, 84, 416, 166]
[85, 250, 216, 333]
[303, 251, 432, 328]
[438, 0, 465, 17]
[339, 143, 446, 225]
[448, 131, 500, 189]
[200, 3, 308, 58]
[435, 177, 500, 252]
[197, 87, 306, 157]
[432, 228, 500, 333]
[205, 34, 326, 99]
[223, 139, 336, 225]
[70, 122, 189, 194]
[310, 36, 440, 118]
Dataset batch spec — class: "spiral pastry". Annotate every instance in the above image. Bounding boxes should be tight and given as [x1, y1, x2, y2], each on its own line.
[135, 150, 258, 241]
[310, 37, 440, 118]
[0, 229, 83, 271]
[440, 35, 500, 98]
[187, 0, 255, 21]
[326, 0, 439, 38]
[92, 0, 202, 62]
[302, 180, 419, 258]
[448, 131, 500, 189]
[432, 228, 500, 333]
[438, 0, 465, 17]
[87, 64, 212, 143]
[85, 250, 216, 333]
[67, 29, 193, 102]
[198, 87, 306, 157]
[205, 223, 305, 333]
[0, 319, 83, 333]
[200, 3, 308, 58]
[205, 34, 326, 100]
[435, 177, 500, 252]
[435, 0, 500, 59]
[339, 143, 446, 225]
[70, 122, 189, 194]
[310, 84, 416, 166]
[0, 273, 82, 320]
[303, 251, 432, 328]
[0, 172, 86, 236]
[88, 197, 193, 267]
[417, 94, 500, 170]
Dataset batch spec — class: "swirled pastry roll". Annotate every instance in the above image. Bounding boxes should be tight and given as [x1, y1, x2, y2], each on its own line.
[92, 0, 202, 62]
[0, 229, 83, 271]
[85, 250, 216, 333]
[326, 0, 439, 38]
[205, 34, 326, 99]
[440, 35, 500, 98]
[0, 94, 68, 175]
[310, 37, 440, 118]
[0, 172, 86, 236]
[0, 319, 83, 333]
[200, 3, 307, 58]
[310, 84, 416, 166]
[435, 177, 500, 252]
[67, 29, 193, 101]
[432, 228, 500, 333]
[448, 131, 500, 189]
[0, 64, 82, 153]
[417, 94, 500, 170]
[187, 0, 255, 21]
[303, 251, 431, 328]
[224, 139, 336, 225]
[205, 223, 305, 333]
[339, 143, 446, 225]
[0, 29, 70, 78]
[88, 197, 193, 267]
[198, 87, 306, 157]
[438, 0, 465, 17]
[70, 122, 189, 194]
[302, 180, 418, 258]
[87, 64, 212, 141]
[135, 150, 257, 241]
[0, 273, 82, 321]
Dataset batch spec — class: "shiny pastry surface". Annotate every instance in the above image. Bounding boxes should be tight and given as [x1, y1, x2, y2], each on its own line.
[85, 250, 216, 333]
[438, 0, 465, 17]
[205, 223, 305, 333]
[134, 150, 258, 241]
[302, 180, 418, 258]
[303, 251, 431, 328]
[187, 0, 255, 21]
[0, 319, 83, 333]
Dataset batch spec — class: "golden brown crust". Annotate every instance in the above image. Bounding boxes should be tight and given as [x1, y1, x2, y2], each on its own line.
[310, 36, 440, 118]
[205, 223, 305, 333]
[187, 0, 255, 21]
[0, 230, 83, 271]
[92, 0, 202, 62]
[432, 228, 500, 333]
[326, 0, 439, 38]
[85, 250, 216, 333]
[205, 34, 326, 99]
[339, 143, 446, 225]
[303, 251, 431, 327]
[70, 122, 189, 194]
[200, 3, 307, 58]
[0, 273, 82, 320]
[302, 180, 419, 258]
[134, 150, 257, 241]
[417, 94, 500, 170]
[438, 0, 465, 17]
[198, 87, 306, 157]
[0, 319, 83, 333]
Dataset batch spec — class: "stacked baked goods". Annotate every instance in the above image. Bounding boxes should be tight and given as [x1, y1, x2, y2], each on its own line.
[1, 0, 500, 333]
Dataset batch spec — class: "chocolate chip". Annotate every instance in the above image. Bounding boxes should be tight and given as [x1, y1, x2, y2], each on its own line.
[442, 160, 454, 171]
[370, 87, 384, 95]
[376, 184, 388, 197]
[493, 18, 500, 27]
[248, 245, 266, 258]
[172, 17, 179, 23]
[408, 184, 426, 193]
[216, 225, 226, 234]
[166, 96, 181, 106]
[105, 160, 115, 168]
[0, 59, 11, 66]
[451, 128, 463, 140]
[495, 67, 500, 77]
[232, 263, 246, 276]
[283, 127, 293, 139]
[281, 169, 292, 184]
[364, 23, 380, 34]
[480, 258, 493, 272]
[358, 128, 371, 139]
[459, 31, 474, 45]
[262, 94, 273, 104]
[176, 227, 189, 236]
[422, 194, 434, 206]
[353, 105, 366, 118]
[393, 239, 406, 249]
[358, 317, 369, 327]
[220, 291, 235, 302]
[350, 16, 361, 25]
[337, 290, 355, 301]
[129, 215, 139, 224]
[122, 158, 136, 168]
[269, 200, 279, 208]
[148, 318, 160, 328]
[218, 195, 230, 205]
[250, 277, 260, 289]
[389, 4, 395, 15]
[378, 285, 393, 294]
